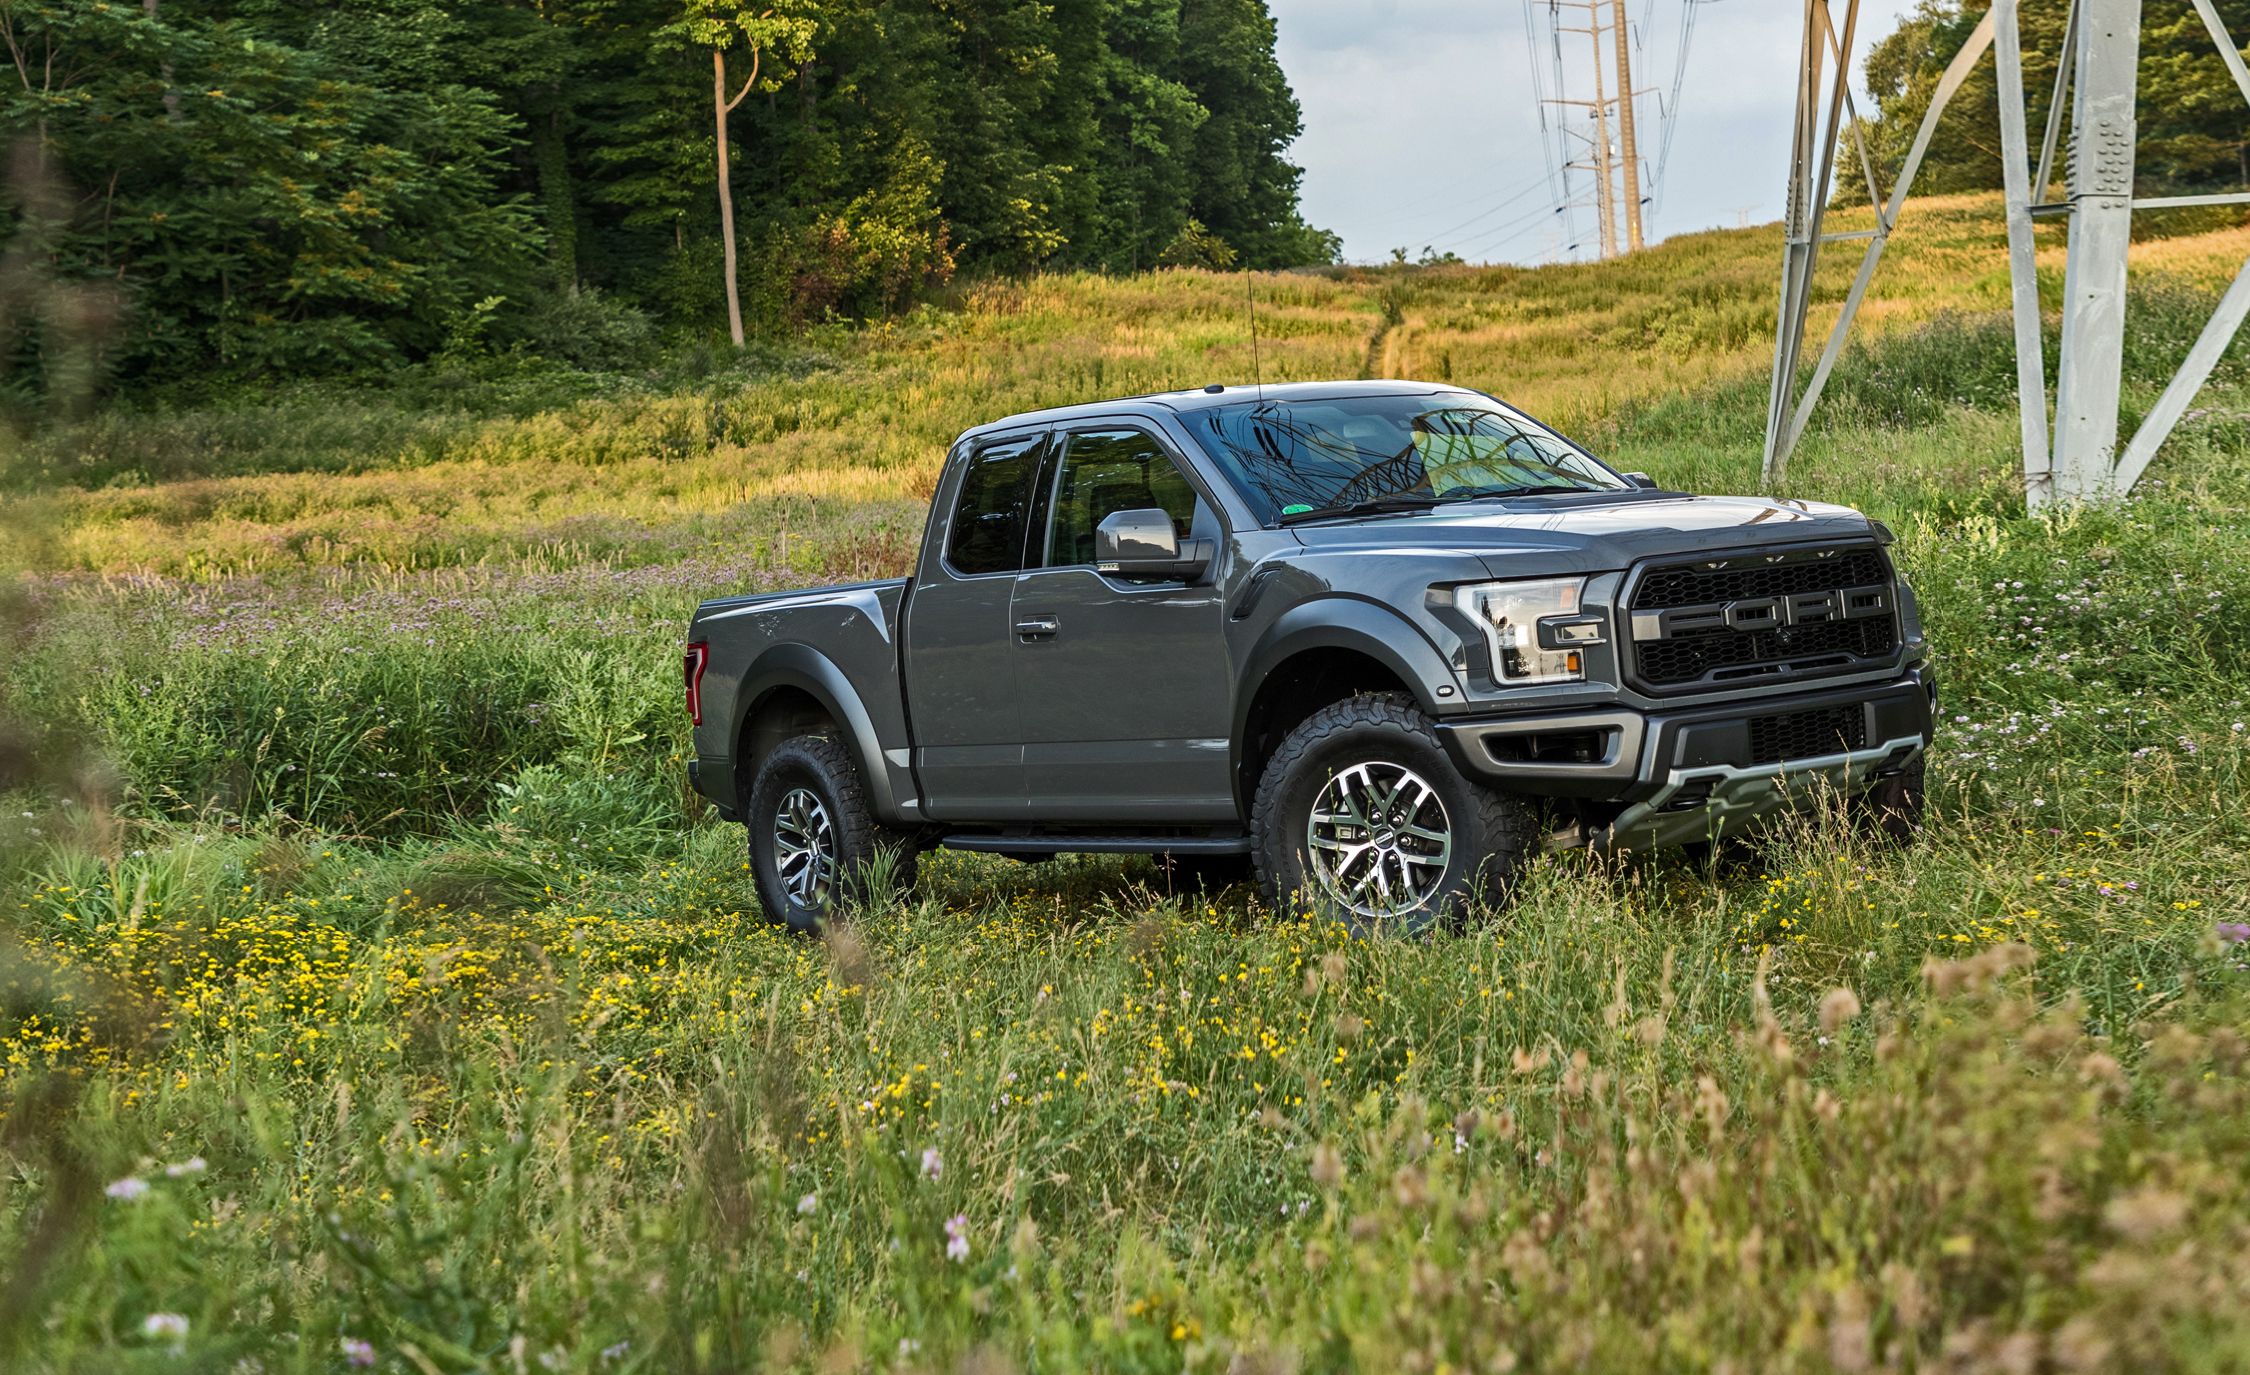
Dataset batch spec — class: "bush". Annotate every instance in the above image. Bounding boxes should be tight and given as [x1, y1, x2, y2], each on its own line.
[511, 288, 657, 373]
[1155, 219, 1239, 271]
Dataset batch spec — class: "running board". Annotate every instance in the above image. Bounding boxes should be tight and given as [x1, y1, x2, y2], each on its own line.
[939, 834, 1251, 856]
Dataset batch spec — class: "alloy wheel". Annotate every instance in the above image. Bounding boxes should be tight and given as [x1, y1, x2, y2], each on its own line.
[772, 786, 837, 909]
[1304, 760, 1453, 918]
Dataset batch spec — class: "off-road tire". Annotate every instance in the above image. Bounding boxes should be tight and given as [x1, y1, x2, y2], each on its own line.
[1251, 693, 1534, 935]
[746, 734, 919, 933]
[1852, 756, 1927, 846]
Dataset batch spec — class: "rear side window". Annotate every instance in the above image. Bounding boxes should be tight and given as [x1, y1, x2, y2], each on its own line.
[1040, 428, 1202, 568]
[945, 433, 1045, 575]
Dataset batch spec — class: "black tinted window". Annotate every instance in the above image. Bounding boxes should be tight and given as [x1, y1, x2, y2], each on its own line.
[1041, 429, 1200, 568]
[945, 434, 1044, 575]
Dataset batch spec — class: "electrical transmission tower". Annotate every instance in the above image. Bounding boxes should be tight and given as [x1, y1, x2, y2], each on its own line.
[1542, 0, 1648, 257]
[1763, 0, 2250, 508]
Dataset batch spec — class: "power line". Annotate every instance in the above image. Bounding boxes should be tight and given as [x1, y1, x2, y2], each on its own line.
[1415, 176, 1560, 246]
[1522, 0, 1580, 259]
[1521, 0, 1709, 257]
[1454, 202, 1577, 259]
[1649, 0, 1717, 218]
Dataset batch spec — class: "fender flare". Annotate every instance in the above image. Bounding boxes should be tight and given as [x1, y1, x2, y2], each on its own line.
[732, 642, 904, 820]
[1233, 597, 1465, 795]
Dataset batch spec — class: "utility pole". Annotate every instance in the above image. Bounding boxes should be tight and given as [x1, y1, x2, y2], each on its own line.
[1612, 0, 1644, 251]
[1765, 0, 2250, 508]
[1578, 0, 1618, 259]
[1545, 0, 1646, 259]
[2050, 0, 2141, 501]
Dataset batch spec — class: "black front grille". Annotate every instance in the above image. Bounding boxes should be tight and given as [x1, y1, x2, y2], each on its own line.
[1633, 617, 1897, 685]
[1750, 705, 1867, 764]
[1636, 550, 1890, 609]
[1626, 544, 1898, 691]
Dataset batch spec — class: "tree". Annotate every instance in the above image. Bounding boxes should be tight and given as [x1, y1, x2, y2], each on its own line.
[660, 1, 815, 346]
[1860, 0, 2250, 200]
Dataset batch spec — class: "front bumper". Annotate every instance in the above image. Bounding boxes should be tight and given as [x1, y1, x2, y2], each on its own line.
[1436, 668, 1934, 840]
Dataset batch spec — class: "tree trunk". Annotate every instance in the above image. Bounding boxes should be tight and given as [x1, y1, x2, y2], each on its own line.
[531, 104, 578, 291]
[144, 0, 179, 119]
[715, 49, 744, 348]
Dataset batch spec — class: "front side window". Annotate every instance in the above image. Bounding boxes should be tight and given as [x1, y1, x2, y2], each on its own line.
[1039, 428, 1202, 568]
[1177, 393, 1624, 524]
[945, 433, 1045, 575]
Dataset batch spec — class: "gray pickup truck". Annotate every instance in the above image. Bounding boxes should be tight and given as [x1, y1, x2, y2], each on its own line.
[684, 380, 1933, 933]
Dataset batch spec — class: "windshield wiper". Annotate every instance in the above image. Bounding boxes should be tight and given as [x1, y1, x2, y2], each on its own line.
[1444, 482, 1603, 499]
[1275, 495, 1448, 526]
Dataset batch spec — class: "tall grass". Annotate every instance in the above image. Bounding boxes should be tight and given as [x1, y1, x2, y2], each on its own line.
[4, 196, 2250, 1369]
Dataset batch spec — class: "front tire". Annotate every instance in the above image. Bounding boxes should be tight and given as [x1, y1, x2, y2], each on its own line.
[746, 734, 918, 933]
[1252, 694, 1533, 935]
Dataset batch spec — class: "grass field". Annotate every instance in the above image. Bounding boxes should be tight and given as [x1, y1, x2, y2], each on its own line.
[4, 194, 2250, 1371]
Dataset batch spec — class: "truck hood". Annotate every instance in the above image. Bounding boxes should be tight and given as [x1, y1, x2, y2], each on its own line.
[1283, 491, 1879, 575]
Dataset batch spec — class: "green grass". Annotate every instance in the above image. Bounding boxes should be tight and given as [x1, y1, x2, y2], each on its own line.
[4, 200, 2250, 1371]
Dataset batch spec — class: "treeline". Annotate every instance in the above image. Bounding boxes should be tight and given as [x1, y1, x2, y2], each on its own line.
[1862, 0, 2250, 197]
[0, 0, 1334, 398]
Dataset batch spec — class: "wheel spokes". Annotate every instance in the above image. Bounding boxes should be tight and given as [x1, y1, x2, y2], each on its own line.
[772, 787, 837, 908]
[1304, 760, 1455, 920]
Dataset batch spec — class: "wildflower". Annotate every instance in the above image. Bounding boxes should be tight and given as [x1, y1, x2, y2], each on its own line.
[106, 1177, 151, 1203]
[944, 1213, 970, 1263]
[342, 1337, 377, 1367]
[164, 1157, 207, 1179]
[141, 1312, 189, 1346]
[920, 1146, 943, 1180]
[2218, 922, 2250, 945]
[601, 1340, 631, 1363]
[796, 1192, 818, 1216]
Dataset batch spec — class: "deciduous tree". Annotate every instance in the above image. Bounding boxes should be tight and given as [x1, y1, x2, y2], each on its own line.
[659, 1, 815, 346]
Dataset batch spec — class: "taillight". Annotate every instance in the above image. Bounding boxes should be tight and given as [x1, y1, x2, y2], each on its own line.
[683, 641, 710, 726]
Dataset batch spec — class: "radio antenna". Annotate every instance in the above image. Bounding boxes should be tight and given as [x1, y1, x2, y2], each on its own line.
[1245, 266, 1264, 400]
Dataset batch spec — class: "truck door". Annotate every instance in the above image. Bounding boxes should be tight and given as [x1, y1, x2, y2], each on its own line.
[902, 430, 1047, 819]
[1009, 425, 1236, 823]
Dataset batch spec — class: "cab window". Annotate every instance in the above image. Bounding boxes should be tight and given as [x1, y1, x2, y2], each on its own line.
[1039, 428, 1202, 568]
[944, 433, 1045, 575]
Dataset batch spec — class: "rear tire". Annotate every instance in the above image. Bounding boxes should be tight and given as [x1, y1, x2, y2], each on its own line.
[746, 734, 919, 933]
[1251, 694, 1533, 936]
[1853, 756, 1926, 846]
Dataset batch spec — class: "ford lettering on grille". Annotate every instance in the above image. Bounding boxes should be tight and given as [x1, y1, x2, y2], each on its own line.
[1624, 545, 1899, 691]
[1628, 583, 1891, 642]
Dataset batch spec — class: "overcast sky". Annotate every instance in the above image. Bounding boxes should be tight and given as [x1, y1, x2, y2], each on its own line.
[1273, 0, 1923, 264]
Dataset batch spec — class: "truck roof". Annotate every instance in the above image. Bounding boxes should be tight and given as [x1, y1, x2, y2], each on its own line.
[956, 378, 1474, 443]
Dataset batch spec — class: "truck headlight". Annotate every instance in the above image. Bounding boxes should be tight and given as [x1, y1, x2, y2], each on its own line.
[1453, 577, 1601, 685]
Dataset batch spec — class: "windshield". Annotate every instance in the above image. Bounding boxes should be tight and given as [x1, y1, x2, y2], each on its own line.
[1177, 393, 1625, 524]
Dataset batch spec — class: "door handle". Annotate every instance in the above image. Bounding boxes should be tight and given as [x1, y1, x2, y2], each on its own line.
[1014, 615, 1061, 639]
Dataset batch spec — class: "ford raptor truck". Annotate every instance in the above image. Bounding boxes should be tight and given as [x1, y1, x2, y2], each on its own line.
[683, 380, 1933, 933]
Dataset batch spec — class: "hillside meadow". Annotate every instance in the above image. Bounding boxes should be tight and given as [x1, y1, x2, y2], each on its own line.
[2, 195, 2250, 1370]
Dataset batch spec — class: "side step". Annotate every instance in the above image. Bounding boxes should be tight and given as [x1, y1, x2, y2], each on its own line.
[939, 833, 1251, 857]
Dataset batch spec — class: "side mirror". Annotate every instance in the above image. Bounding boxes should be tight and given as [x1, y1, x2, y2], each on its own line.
[1623, 471, 1659, 489]
[1096, 508, 1212, 582]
